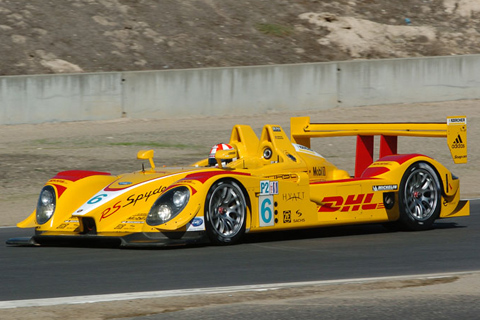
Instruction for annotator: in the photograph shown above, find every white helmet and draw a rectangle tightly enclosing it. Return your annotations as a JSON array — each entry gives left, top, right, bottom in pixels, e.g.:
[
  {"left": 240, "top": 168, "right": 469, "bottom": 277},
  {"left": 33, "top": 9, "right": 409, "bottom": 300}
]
[{"left": 208, "top": 143, "right": 237, "bottom": 166}]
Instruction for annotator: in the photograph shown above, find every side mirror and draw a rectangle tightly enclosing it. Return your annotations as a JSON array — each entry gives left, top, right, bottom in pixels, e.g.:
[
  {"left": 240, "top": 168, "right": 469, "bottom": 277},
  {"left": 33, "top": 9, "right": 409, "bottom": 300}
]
[
  {"left": 215, "top": 149, "right": 237, "bottom": 169},
  {"left": 137, "top": 149, "right": 156, "bottom": 171}
]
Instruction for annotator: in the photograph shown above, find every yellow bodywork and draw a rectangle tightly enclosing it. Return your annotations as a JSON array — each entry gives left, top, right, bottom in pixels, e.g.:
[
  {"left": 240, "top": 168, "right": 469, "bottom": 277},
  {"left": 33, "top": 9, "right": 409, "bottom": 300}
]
[{"left": 15, "top": 116, "right": 469, "bottom": 246}]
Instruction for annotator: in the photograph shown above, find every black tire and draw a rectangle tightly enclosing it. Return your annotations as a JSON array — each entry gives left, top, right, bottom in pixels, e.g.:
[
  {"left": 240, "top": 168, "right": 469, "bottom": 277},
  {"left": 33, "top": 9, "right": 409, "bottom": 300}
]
[
  {"left": 398, "top": 162, "right": 441, "bottom": 231},
  {"left": 204, "top": 180, "right": 247, "bottom": 245}
]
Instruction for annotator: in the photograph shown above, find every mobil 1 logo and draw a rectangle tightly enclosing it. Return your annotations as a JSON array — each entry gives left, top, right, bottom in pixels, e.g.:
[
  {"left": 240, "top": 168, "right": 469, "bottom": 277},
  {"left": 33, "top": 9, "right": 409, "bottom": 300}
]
[{"left": 259, "top": 180, "right": 278, "bottom": 227}]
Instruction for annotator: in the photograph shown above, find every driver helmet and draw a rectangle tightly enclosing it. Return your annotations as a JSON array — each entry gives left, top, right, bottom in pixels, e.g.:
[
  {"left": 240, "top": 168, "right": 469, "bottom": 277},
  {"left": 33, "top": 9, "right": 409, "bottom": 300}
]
[{"left": 208, "top": 143, "right": 237, "bottom": 166}]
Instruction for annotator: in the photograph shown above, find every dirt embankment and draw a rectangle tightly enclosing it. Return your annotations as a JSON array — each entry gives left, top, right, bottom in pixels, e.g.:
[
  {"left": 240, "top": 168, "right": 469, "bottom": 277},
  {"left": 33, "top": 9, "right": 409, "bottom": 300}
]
[{"left": 1, "top": 0, "right": 480, "bottom": 75}]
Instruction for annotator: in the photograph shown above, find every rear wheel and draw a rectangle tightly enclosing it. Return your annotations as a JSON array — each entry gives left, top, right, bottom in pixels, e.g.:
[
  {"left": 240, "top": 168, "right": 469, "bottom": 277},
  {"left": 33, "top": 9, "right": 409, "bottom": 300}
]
[
  {"left": 205, "top": 180, "right": 247, "bottom": 245},
  {"left": 398, "top": 162, "right": 441, "bottom": 231}
]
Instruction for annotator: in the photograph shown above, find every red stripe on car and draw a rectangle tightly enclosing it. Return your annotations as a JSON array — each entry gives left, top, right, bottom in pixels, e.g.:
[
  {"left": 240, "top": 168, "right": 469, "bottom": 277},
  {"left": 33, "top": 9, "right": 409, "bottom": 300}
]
[
  {"left": 53, "top": 170, "right": 111, "bottom": 182},
  {"left": 52, "top": 184, "right": 67, "bottom": 198},
  {"left": 379, "top": 154, "right": 429, "bottom": 164},
  {"left": 184, "top": 171, "right": 251, "bottom": 184},
  {"left": 361, "top": 167, "right": 390, "bottom": 177}
]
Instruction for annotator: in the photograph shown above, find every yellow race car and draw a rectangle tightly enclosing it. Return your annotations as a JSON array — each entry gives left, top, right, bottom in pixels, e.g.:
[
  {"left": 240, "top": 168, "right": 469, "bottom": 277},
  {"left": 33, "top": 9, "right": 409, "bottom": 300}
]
[{"left": 7, "top": 116, "right": 469, "bottom": 247}]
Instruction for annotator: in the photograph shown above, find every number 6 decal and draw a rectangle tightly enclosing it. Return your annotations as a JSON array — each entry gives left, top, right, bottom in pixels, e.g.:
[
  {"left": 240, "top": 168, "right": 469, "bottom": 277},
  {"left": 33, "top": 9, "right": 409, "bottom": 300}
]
[
  {"left": 87, "top": 194, "right": 108, "bottom": 205},
  {"left": 259, "top": 195, "right": 274, "bottom": 227}
]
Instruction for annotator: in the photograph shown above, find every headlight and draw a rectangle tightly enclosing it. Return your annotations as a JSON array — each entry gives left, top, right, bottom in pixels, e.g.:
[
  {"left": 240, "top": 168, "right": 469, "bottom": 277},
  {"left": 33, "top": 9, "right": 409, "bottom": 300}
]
[
  {"left": 147, "top": 187, "right": 190, "bottom": 226},
  {"left": 172, "top": 189, "right": 189, "bottom": 207},
  {"left": 36, "top": 186, "right": 56, "bottom": 224},
  {"left": 157, "top": 205, "right": 172, "bottom": 221}
]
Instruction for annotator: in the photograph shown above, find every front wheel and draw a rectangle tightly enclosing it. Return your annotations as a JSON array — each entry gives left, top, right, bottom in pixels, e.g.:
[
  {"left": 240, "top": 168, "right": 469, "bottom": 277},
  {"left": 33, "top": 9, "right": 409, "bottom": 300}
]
[
  {"left": 398, "top": 162, "right": 441, "bottom": 231},
  {"left": 205, "top": 180, "right": 247, "bottom": 245}
]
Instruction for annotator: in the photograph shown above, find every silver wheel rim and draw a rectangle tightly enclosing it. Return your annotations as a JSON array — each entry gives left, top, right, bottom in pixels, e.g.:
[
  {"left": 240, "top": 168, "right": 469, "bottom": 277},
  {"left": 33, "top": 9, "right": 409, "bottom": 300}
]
[
  {"left": 404, "top": 168, "right": 438, "bottom": 221},
  {"left": 208, "top": 182, "right": 245, "bottom": 239}
]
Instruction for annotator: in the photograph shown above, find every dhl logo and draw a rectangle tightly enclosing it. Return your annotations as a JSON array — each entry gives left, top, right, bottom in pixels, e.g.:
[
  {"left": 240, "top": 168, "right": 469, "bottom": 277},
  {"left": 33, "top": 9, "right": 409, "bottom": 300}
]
[{"left": 318, "top": 193, "right": 384, "bottom": 212}]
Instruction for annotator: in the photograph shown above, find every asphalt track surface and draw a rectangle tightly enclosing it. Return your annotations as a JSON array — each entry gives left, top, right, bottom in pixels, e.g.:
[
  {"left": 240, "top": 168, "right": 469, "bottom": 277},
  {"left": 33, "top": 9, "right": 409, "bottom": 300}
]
[{"left": 1, "top": 201, "right": 479, "bottom": 303}]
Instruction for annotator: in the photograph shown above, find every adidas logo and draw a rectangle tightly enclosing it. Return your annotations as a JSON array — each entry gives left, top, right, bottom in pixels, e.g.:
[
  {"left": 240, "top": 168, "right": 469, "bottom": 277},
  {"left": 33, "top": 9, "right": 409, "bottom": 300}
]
[{"left": 452, "top": 134, "right": 465, "bottom": 149}]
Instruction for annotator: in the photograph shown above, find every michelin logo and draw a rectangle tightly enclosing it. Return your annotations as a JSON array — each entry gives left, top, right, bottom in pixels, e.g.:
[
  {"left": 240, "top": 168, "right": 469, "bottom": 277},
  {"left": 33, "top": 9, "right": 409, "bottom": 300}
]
[{"left": 373, "top": 185, "right": 398, "bottom": 191}]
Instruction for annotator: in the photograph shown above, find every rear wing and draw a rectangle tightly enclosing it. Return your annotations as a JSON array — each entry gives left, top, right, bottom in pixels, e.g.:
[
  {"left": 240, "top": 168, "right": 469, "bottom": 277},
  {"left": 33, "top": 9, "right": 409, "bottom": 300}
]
[{"left": 291, "top": 116, "right": 467, "bottom": 178}]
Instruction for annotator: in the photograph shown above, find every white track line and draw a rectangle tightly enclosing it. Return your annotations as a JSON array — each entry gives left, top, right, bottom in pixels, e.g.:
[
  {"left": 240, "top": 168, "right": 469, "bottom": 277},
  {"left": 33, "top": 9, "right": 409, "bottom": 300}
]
[{"left": 0, "top": 271, "right": 478, "bottom": 309}]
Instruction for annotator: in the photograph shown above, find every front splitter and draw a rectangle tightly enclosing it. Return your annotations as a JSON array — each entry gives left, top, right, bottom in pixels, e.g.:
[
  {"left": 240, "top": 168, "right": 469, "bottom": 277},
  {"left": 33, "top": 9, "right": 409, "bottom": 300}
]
[{"left": 6, "top": 231, "right": 208, "bottom": 248}]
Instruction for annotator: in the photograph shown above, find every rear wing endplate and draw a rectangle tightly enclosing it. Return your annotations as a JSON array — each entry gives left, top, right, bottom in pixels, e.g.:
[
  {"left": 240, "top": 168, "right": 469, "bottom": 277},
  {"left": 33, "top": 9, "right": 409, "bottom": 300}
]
[{"left": 291, "top": 116, "right": 467, "bottom": 177}]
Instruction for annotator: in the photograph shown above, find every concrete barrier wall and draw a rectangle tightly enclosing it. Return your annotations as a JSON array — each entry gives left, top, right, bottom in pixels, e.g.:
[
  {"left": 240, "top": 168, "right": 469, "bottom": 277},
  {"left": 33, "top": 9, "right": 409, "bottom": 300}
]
[
  {"left": 0, "top": 73, "right": 122, "bottom": 124},
  {"left": 337, "top": 55, "right": 480, "bottom": 107},
  {"left": 120, "top": 63, "right": 337, "bottom": 118},
  {"left": 122, "top": 63, "right": 338, "bottom": 119},
  {"left": 1, "top": 55, "right": 480, "bottom": 125}
]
